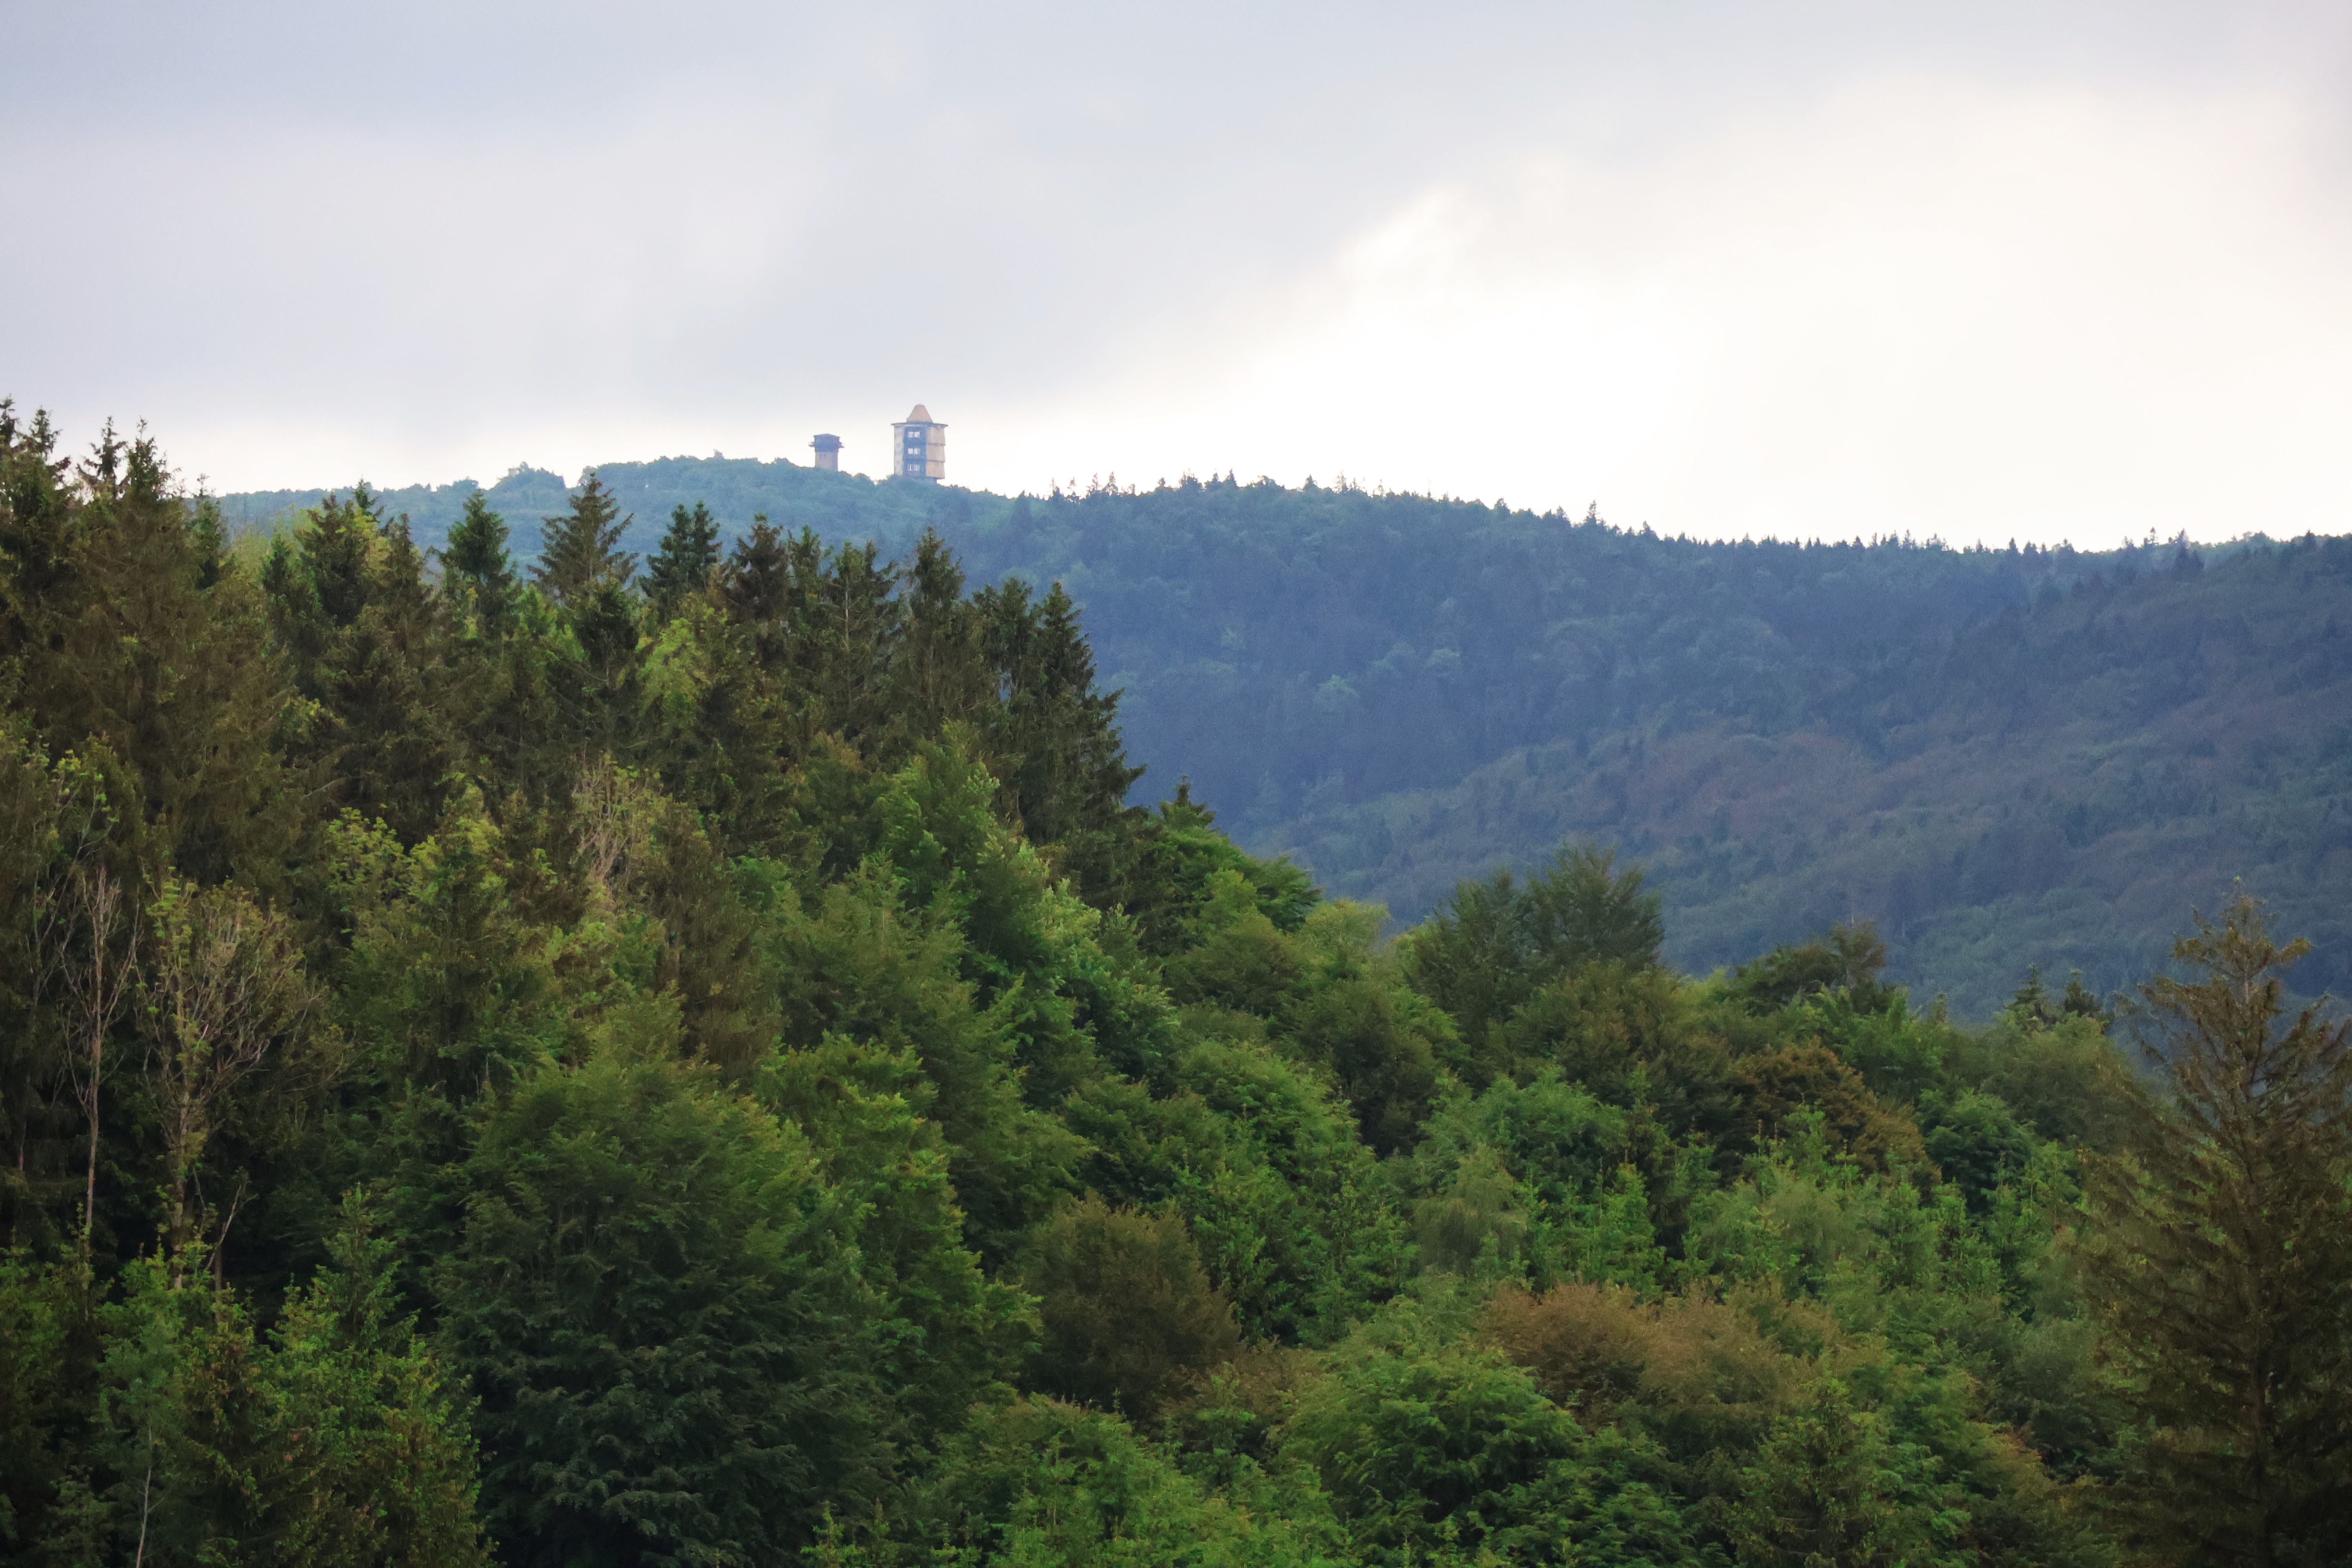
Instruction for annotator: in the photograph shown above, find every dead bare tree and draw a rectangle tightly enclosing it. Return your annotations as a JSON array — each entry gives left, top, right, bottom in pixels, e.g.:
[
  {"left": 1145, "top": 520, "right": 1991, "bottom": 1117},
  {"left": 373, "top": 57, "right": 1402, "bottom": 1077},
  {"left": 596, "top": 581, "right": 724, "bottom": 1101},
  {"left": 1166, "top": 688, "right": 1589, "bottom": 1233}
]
[
  {"left": 573, "top": 753, "right": 655, "bottom": 898},
  {"left": 38, "top": 861, "right": 140, "bottom": 1247},
  {"left": 138, "top": 880, "right": 317, "bottom": 1264}
]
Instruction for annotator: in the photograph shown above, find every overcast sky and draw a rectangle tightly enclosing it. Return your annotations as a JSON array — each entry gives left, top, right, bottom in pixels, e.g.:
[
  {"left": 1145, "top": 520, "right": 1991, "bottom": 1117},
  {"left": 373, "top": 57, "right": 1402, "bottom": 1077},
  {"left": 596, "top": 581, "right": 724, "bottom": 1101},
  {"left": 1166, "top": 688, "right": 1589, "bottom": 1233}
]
[{"left": 5, "top": 1, "right": 2349, "bottom": 544}]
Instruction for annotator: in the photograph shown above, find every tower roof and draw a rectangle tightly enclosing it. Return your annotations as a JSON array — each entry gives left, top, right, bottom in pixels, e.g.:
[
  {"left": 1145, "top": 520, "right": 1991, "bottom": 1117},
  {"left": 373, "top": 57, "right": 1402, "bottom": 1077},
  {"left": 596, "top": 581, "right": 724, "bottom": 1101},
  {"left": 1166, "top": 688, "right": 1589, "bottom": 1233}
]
[{"left": 906, "top": 404, "right": 933, "bottom": 423}]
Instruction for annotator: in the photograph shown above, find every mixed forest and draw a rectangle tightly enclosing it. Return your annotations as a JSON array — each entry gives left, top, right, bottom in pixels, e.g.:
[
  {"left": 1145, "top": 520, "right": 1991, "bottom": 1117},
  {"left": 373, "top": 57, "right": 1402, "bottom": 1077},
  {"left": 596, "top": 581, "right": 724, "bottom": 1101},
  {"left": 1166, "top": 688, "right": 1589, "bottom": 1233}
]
[
  {"left": 11, "top": 404, "right": 2352, "bottom": 1567},
  {"left": 220, "top": 459, "right": 2352, "bottom": 1013}
]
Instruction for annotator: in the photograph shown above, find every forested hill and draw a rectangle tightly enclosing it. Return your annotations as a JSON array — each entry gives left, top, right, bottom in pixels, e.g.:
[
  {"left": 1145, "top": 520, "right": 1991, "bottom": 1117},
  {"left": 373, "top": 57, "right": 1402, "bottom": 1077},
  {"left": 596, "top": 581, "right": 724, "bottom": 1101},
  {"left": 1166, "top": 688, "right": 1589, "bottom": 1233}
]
[
  {"left": 213, "top": 451, "right": 967, "bottom": 559},
  {"left": 13, "top": 407, "right": 2352, "bottom": 1565},
  {"left": 946, "top": 482, "right": 2352, "bottom": 1014},
  {"left": 221, "top": 462, "right": 2352, "bottom": 1014}
]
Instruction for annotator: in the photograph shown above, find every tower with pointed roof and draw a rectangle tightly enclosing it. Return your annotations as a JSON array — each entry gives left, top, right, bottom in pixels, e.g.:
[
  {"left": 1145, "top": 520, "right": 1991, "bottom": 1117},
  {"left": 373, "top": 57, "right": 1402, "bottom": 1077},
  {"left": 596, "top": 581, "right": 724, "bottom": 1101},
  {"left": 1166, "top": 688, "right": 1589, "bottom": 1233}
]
[{"left": 891, "top": 404, "right": 946, "bottom": 483}]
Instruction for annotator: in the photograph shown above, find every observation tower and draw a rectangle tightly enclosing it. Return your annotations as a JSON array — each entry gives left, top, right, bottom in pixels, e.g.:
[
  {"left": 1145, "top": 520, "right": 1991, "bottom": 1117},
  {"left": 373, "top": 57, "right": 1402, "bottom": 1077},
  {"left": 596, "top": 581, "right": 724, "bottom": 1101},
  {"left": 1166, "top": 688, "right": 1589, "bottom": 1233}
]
[{"left": 891, "top": 405, "right": 946, "bottom": 483}]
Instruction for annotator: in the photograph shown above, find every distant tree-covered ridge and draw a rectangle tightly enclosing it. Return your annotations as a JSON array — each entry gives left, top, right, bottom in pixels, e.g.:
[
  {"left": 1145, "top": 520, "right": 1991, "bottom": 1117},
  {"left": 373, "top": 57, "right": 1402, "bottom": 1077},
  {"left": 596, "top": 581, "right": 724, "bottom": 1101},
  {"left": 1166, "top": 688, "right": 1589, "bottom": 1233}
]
[
  {"left": 8, "top": 402, "right": 2352, "bottom": 1566},
  {"left": 217, "top": 461, "right": 2352, "bottom": 1013}
]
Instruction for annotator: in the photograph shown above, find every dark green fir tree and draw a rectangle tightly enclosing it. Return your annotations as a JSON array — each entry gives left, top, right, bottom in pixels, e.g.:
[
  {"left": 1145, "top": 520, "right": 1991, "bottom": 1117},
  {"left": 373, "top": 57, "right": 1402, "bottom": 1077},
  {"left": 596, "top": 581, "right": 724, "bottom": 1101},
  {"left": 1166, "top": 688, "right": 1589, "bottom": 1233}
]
[
  {"left": 441, "top": 490, "right": 518, "bottom": 637},
  {"left": 644, "top": 500, "right": 721, "bottom": 621},
  {"left": 533, "top": 470, "right": 635, "bottom": 609}
]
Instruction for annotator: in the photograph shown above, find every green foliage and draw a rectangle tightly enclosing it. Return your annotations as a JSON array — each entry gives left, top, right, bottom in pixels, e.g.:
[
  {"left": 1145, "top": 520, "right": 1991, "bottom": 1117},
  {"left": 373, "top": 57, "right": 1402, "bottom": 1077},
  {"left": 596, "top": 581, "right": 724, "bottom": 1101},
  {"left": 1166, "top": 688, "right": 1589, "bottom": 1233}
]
[
  {"left": 1019, "top": 1196, "right": 1242, "bottom": 1423},
  {"left": 1404, "top": 844, "right": 1665, "bottom": 1059},
  {"left": 330, "top": 792, "right": 566, "bottom": 1115},
  {"left": 1120, "top": 782, "right": 1318, "bottom": 958},
  {"left": 532, "top": 468, "right": 637, "bottom": 608},
  {"left": 644, "top": 499, "right": 721, "bottom": 621},
  {"left": 2078, "top": 898, "right": 2352, "bottom": 1566},
  {"left": 15, "top": 409, "right": 2341, "bottom": 1568},
  {"left": 1718, "top": 1373, "right": 1963, "bottom": 1568},
  {"left": 1240, "top": 903, "right": 1454, "bottom": 1158},
  {"left": 89, "top": 1254, "right": 278, "bottom": 1563},
  {"left": 759, "top": 859, "right": 1083, "bottom": 1264},
  {"left": 1917, "top": 1089, "right": 2034, "bottom": 1212},
  {"left": 136, "top": 876, "right": 334, "bottom": 1259},
  {"left": 1066, "top": 1031, "right": 1403, "bottom": 1345},
  {"left": 252, "top": 1199, "right": 490, "bottom": 1567},
  {"left": 49, "top": 1214, "right": 488, "bottom": 1568},
  {"left": 1729, "top": 923, "right": 1895, "bottom": 1017},
  {"left": 216, "top": 461, "right": 2352, "bottom": 1011},
  {"left": 0, "top": 1251, "right": 88, "bottom": 1553},
  {"left": 1942, "top": 1009, "right": 2137, "bottom": 1153},
  {"left": 4, "top": 416, "right": 298, "bottom": 890},
  {"left": 1402, "top": 1074, "right": 1665, "bottom": 1292},
  {"left": 1730, "top": 1045, "right": 1926, "bottom": 1174},
  {"left": 1492, "top": 959, "right": 1737, "bottom": 1141},
  {"left": 560, "top": 579, "right": 653, "bottom": 759},
  {"left": 975, "top": 577, "right": 1147, "bottom": 900},
  {"left": 263, "top": 484, "right": 456, "bottom": 841},
  {"left": 756, "top": 1036, "right": 1033, "bottom": 1437},
  {"left": 437, "top": 1030, "right": 895, "bottom": 1564},
  {"left": 871, "top": 1396, "right": 1347, "bottom": 1567},
  {"left": 440, "top": 490, "right": 519, "bottom": 635},
  {"left": 1484, "top": 1280, "right": 2098, "bottom": 1567},
  {"left": 1283, "top": 1307, "right": 1706, "bottom": 1566}
]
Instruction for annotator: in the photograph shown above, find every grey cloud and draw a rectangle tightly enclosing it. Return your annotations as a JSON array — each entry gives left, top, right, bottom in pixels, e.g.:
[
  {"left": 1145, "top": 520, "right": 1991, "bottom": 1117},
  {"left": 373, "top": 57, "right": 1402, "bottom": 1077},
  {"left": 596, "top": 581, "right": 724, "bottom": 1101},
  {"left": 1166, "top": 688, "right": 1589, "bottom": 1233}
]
[{"left": 4, "top": 0, "right": 2346, "bottom": 493}]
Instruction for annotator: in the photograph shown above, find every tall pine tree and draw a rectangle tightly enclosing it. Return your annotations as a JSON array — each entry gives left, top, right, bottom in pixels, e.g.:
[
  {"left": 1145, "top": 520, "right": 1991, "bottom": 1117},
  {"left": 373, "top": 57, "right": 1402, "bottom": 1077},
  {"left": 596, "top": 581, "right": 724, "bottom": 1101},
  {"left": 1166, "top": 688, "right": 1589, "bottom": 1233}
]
[
  {"left": 889, "top": 528, "right": 989, "bottom": 743},
  {"left": 261, "top": 487, "right": 455, "bottom": 842},
  {"left": 13, "top": 423, "right": 299, "bottom": 890},
  {"left": 979, "top": 578, "right": 1142, "bottom": 893},
  {"left": 644, "top": 500, "right": 720, "bottom": 621},
  {"left": 561, "top": 582, "right": 650, "bottom": 762},
  {"left": 441, "top": 490, "right": 519, "bottom": 638},
  {"left": 2080, "top": 897, "right": 2352, "bottom": 1567},
  {"left": 533, "top": 470, "right": 635, "bottom": 609}
]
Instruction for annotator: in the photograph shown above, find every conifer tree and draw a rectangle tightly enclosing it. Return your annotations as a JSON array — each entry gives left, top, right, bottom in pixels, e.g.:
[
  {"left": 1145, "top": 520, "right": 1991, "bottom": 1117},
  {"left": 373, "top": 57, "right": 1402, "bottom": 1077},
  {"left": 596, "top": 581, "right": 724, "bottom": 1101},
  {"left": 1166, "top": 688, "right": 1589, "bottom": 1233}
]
[
  {"left": 629, "top": 794, "right": 780, "bottom": 1073},
  {"left": 15, "top": 426, "right": 299, "bottom": 889},
  {"left": 263, "top": 489, "right": 455, "bottom": 841},
  {"left": 434, "top": 494, "right": 567, "bottom": 793},
  {"left": 258, "top": 1200, "right": 490, "bottom": 1566},
  {"left": 561, "top": 583, "right": 650, "bottom": 763},
  {"left": 655, "top": 615, "right": 792, "bottom": 854},
  {"left": 644, "top": 500, "right": 720, "bottom": 621},
  {"left": 716, "top": 526, "right": 896, "bottom": 757},
  {"left": 441, "top": 490, "right": 518, "bottom": 637},
  {"left": 811, "top": 539, "right": 903, "bottom": 751},
  {"left": 345, "top": 519, "right": 457, "bottom": 837},
  {"left": 2080, "top": 897, "right": 2352, "bottom": 1567},
  {"left": 891, "top": 528, "right": 989, "bottom": 741},
  {"left": 532, "top": 470, "right": 635, "bottom": 608},
  {"left": 719, "top": 517, "right": 793, "bottom": 666},
  {"left": 978, "top": 578, "right": 1141, "bottom": 890},
  {"left": 0, "top": 400, "right": 80, "bottom": 651},
  {"left": 438, "top": 1040, "right": 898, "bottom": 1563}
]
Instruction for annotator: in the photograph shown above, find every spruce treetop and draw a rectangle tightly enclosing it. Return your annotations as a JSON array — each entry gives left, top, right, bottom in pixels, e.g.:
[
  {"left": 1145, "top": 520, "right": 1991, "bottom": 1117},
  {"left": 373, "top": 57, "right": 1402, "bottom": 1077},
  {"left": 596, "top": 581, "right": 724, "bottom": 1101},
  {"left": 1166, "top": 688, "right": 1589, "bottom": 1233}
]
[{"left": 534, "top": 470, "right": 635, "bottom": 609}]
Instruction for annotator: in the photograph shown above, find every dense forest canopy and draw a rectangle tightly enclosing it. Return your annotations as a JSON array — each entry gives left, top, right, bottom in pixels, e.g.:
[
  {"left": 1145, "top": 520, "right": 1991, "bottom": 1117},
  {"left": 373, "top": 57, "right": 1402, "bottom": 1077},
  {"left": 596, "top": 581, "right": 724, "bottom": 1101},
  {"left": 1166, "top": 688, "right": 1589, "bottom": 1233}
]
[
  {"left": 10, "top": 403, "right": 2351, "bottom": 1566},
  {"left": 221, "top": 459, "right": 2352, "bottom": 1012}
]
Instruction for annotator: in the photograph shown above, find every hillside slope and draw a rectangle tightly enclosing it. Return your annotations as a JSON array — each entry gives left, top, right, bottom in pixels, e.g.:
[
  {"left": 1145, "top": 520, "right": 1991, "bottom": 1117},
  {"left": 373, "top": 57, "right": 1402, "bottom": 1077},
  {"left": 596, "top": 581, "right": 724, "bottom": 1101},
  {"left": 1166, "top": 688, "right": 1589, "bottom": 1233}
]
[
  {"left": 935, "top": 481, "right": 2352, "bottom": 1011},
  {"left": 218, "top": 464, "right": 2352, "bottom": 1013},
  {"left": 1272, "top": 544, "right": 2352, "bottom": 1007}
]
